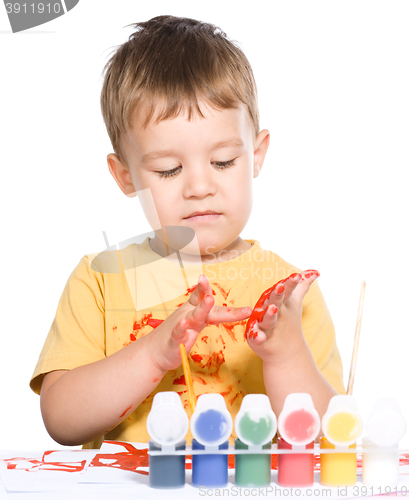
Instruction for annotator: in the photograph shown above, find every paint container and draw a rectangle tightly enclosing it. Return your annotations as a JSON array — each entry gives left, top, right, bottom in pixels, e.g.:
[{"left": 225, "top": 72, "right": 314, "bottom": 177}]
[
  {"left": 234, "top": 394, "right": 277, "bottom": 487},
  {"left": 147, "top": 392, "right": 189, "bottom": 489},
  {"left": 190, "top": 394, "right": 233, "bottom": 487},
  {"left": 362, "top": 398, "right": 407, "bottom": 486},
  {"left": 320, "top": 395, "right": 363, "bottom": 486},
  {"left": 277, "top": 393, "right": 320, "bottom": 486}
]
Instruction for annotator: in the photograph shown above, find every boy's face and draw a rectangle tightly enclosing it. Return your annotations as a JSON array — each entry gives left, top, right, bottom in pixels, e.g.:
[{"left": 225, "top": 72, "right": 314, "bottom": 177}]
[{"left": 108, "top": 101, "right": 269, "bottom": 262}]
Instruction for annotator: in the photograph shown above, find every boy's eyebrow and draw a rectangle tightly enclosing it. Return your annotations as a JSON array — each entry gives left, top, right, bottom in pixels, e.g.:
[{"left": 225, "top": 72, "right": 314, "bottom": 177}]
[{"left": 140, "top": 139, "right": 245, "bottom": 164}]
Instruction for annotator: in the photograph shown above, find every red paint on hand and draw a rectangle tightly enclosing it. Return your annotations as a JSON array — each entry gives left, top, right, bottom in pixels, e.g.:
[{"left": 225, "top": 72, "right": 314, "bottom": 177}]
[{"left": 119, "top": 405, "right": 132, "bottom": 418}]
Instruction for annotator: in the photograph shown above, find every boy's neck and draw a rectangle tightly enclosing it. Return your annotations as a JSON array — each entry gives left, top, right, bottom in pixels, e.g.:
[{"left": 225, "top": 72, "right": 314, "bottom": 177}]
[{"left": 148, "top": 236, "right": 252, "bottom": 265}]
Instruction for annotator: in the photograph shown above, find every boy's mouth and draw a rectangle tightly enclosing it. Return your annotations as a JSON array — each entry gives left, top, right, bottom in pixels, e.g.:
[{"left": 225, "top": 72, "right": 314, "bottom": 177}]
[{"left": 184, "top": 211, "right": 222, "bottom": 221}]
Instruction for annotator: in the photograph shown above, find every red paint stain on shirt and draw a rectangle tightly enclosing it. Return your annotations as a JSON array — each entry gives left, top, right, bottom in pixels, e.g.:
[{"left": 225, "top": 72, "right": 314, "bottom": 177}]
[
  {"left": 147, "top": 318, "right": 163, "bottom": 328},
  {"left": 228, "top": 390, "right": 244, "bottom": 407},
  {"left": 184, "top": 285, "right": 197, "bottom": 295},
  {"left": 222, "top": 322, "right": 239, "bottom": 342},
  {"left": 212, "top": 282, "right": 230, "bottom": 300},
  {"left": 190, "top": 354, "right": 203, "bottom": 363},
  {"left": 173, "top": 375, "right": 186, "bottom": 385},
  {"left": 199, "top": 350, "right": 226, "bottom": 378},
  {"left": 125, "top": 313, "right": 165, "bottom": 346},
  {"left": 133, "top": 313, "right": 163, "bottom": 334},
  {"left": 220, "top": 385, "right": 233, "bottom": 397},
  {"left": 193, "top": 375, "right": 207, "bottom": 385}
]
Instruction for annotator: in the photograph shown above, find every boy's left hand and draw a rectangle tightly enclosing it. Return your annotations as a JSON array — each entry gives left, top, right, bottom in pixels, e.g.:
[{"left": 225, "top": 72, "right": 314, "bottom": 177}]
[{"left": 246, "top": 270, "right": 320, "bottom": 364}]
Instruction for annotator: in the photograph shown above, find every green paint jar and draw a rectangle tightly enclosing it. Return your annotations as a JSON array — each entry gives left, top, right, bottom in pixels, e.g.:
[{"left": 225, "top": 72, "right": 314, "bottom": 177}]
[
  {"left": 235, "top": 438, "right": 272, "bottom": 486},
  {"left": 233, "top": 394, "right": 277, "bottom": 487}
]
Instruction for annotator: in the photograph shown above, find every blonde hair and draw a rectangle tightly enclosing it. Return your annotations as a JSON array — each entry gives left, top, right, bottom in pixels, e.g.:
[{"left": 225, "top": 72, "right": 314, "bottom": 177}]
[{"left": 100, "top": 15, "right": 259, "bottom": 165}]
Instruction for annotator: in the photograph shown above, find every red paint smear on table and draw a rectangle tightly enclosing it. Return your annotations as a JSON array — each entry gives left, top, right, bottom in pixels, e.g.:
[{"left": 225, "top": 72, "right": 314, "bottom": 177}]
[
  {"left": 6, "top": 450, "right": 87, "bottom": 473},
  {"left": 91, "top": 441, "right": 149, "bottom": 475},
  {"left": 4, "top": 447, "right": 409, "bottom": 476}
]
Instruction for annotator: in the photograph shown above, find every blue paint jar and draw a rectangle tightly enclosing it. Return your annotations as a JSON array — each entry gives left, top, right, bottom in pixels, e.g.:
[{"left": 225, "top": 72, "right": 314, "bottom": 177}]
[
  {"left": 190, "top": 394, "right": 233, "bottom": 488},
  {"left": 192, "top": 439, "right": 229, "bottom": 487}
]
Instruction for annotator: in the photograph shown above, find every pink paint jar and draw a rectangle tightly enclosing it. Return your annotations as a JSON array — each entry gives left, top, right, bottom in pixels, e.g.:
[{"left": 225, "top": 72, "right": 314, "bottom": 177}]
[
  {"left": 277, "top": 438, "right": 315, "bottom": 486},
  {"left": 277, "top": 393, "right": 320, "bottom": 487}
]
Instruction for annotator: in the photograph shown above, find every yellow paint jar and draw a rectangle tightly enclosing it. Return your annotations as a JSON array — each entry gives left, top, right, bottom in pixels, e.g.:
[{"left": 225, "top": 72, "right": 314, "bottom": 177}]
[
  {"left": 320, "top": 395, "right": 363, "bottom": 487},
  {"left": 320, "top": 437, "right": 357, "bottom": 486}
]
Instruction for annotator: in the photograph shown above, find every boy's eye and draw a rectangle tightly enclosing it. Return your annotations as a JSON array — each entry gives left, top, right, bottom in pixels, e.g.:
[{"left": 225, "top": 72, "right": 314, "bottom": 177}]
[
  {"left": 212, "top": 159, "right": 236, "bottom": 169},
  {"left": 155, "top": 159, "right": 236, "bottom": 179}
]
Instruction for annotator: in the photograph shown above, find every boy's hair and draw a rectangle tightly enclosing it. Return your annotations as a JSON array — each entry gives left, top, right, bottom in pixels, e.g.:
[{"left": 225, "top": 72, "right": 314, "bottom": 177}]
[{"left": 100, "top": 15, "right": 259, "bottom": 165}]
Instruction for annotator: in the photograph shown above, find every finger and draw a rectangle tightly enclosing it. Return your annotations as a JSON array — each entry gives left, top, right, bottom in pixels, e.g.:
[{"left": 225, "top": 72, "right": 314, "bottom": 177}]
[
  {"left": 171, "top": 317, "right": 190, "bottom": 345},
  {"left": 291, "top": 270, "right": 320, "bottom": 301},
  {"left": 262, "top": 281, "right": 286, "bottom": 310},
  {"left": 246, "top": 304, "right": 278, "bottom": 341},
  {"left": 188, "top": 274, "right": 213, "bottom": 307},
  {"left": 257, "top": 303, "right": 279, "bottom": 331},
  {"left": 206, "top": 304, "right": 252, "bottom": 326},
  {"left": 281, "top": 273, "right": 302, "bottom": 303},
  {"left": 184, "top": 293, "right": 215, "bottom": 328}
]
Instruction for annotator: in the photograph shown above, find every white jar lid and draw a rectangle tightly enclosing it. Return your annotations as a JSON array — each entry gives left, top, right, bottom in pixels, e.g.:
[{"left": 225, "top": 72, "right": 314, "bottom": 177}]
[
  {"left": 277, "top": 393, "right": 320, "bottom": 446},
  {"left": 190, "top": 393, "right": 233, "bottom": 447},
  {"left": 366, "top": 397, "right": 407, "bottom": 447},
  {"left": 235, "top": 394, "right": 277, "bottom": 446},
  {"left": 147, "top": 391, "right": 189, "bottom": 446},
  {"left": 322, "top": 395, "right": 363, "bottom": 447}
]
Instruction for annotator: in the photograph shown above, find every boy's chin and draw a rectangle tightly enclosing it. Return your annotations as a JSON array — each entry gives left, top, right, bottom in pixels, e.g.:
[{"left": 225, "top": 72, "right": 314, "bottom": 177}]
[{"left": 151, "top": 226, "right": 203, "bottom": 257}]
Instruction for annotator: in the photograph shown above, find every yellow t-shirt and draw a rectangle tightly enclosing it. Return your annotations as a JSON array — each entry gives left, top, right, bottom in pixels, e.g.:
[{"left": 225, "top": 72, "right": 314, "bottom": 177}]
[{"left": 30, "top": 238, "right": 345, "bottom": 448}]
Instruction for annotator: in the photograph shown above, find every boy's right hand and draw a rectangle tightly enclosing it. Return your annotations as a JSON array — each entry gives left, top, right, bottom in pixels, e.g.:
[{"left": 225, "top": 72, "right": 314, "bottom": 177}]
[{"left": 145, "top": 274, "right": 252, "bottom": 373}]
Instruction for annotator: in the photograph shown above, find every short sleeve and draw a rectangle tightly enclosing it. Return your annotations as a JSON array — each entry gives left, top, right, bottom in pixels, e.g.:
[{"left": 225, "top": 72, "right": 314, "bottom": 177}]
[
  {"left": 302, "top": 280, "right": 346, "bottom": 395},
  {"left": 30, "top": 256, "right": 106, "bottom": 395}
]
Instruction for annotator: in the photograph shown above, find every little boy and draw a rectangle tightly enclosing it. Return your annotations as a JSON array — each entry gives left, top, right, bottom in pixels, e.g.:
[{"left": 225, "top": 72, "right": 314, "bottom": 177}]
[{"left": 30, "top": 15, "right": 344, "bottom": 449}]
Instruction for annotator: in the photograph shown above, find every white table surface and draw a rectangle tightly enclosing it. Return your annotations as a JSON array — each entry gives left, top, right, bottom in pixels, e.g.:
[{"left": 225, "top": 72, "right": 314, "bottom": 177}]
[{"left": 2, "top": 441, "right": 409, "bottom": 499}]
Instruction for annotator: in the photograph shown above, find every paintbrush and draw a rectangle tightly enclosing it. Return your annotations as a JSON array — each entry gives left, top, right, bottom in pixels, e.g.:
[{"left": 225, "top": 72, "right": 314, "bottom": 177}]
[
  {"left": 346, "top": 280, "right": 366, "bottom": 395},
  {"left": 180, "top": 343, "right": 196, "bottom": 413}
]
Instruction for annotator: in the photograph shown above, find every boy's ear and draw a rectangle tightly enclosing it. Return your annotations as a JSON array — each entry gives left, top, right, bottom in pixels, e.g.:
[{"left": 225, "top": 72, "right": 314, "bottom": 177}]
[
  {"left": 107, "top": 154, "right": 137, "bottom": 198},
  {"left": 253, "top": 129, "right": 270, "bottom": 178}
]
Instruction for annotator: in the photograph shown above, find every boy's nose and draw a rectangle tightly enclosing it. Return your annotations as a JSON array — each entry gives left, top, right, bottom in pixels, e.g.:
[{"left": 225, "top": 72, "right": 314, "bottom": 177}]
[{"left": 182, "top": 166, "right": 217, "bottom": 198}]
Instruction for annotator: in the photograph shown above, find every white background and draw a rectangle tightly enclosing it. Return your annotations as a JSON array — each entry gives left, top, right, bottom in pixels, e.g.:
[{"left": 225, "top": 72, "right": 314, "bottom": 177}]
[{"left": 0, "top": 1, "right": 408, "bottom": 451}]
